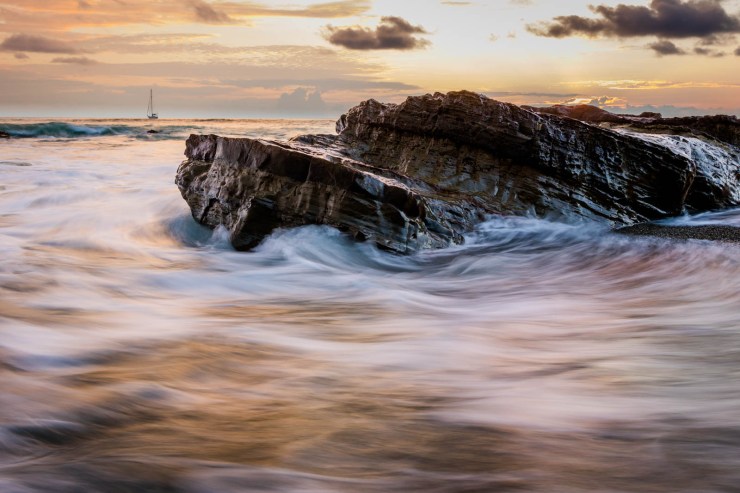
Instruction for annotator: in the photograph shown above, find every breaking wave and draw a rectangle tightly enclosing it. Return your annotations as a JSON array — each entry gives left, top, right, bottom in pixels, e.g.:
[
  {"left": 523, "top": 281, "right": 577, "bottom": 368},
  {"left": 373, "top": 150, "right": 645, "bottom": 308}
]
[
  {"left": 0, "top": 122, "right": 135, "bottom": 138},
  {"left": 0, "top": 118, "right": 336, "bottom": 141},
  {"left": 0, "top": 121, "right": 191, "bottom": 140}
]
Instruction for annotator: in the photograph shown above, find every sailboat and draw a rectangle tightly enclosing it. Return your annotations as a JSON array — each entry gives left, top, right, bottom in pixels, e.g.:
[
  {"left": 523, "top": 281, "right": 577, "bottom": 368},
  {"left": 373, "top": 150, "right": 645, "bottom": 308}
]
[{"left": 147, "top": 89, "right": 158, "bottom": 120}]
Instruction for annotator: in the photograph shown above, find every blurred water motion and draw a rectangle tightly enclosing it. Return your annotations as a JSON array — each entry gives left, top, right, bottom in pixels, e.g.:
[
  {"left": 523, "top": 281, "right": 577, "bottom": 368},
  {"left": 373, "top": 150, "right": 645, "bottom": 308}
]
[{"left": 0, "top": 119, "right": 739, "bottom": 492}]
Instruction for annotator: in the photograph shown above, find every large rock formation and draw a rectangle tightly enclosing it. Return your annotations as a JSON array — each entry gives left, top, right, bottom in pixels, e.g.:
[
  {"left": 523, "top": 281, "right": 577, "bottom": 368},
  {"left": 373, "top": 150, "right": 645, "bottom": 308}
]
[{"left": 176, "top": 91, "right": 740, "bottom": 253}]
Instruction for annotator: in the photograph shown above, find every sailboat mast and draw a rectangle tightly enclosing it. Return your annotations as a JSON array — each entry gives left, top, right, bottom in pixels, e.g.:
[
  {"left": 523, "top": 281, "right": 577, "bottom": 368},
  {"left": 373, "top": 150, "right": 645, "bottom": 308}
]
[{"left": 147, "top": 88, "right": 158, "bottom": 119}]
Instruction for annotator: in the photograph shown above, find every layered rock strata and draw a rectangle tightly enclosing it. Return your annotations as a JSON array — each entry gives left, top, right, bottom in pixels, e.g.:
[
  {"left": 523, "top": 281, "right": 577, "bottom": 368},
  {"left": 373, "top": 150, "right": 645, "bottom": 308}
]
[{"left": 176, "top": 91, "right": 739, "bottom": 253}]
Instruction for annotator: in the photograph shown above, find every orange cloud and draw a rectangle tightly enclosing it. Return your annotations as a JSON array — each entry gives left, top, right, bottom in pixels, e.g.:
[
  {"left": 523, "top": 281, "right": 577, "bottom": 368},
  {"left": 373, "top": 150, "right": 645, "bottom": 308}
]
[
  {"left": 0, "top": 0, "right": 371, "bottom": 31},
  {"left": 567, "top": 80, "right": 740, "bottom": 90}
]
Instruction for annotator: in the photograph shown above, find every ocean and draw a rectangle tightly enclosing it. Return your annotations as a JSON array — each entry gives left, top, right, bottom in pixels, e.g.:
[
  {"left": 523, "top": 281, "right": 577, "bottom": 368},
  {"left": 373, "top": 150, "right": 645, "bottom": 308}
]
[{"left": 1, "top": 118, "right": 740, "bottom": 492}]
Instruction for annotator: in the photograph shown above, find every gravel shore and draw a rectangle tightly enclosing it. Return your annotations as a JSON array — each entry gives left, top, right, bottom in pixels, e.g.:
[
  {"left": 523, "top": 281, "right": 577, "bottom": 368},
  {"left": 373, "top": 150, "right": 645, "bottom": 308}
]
[{"left": 616, "top": 223, "right": 740, "bottom": 243}]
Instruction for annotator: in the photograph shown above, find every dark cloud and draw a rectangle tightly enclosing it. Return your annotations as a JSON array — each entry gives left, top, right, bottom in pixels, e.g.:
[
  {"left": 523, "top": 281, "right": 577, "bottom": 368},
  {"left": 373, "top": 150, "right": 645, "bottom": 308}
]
[
  {"left": 52, "top": 56, "right": 99, "bottom": 65},
  {"left": 528, "top": 0, "right": 740, "bottom": 39},
  {"left": 735, "top": 46, "right": 740, "bottom": 55},
  {"left": 191, "top": 1, "right": 234, "bottom": 23},
  {"left": 0, "top": 34, "right": 81, "bottom": 54},
  {"left": 693, "top": 45, "right": 725, "bottom": 56},
  {"left": 324, "top": 16, "right": 430, "bottom": 50},
  {"left": 14, "top": 52, "right": 29, "bottom": 59},
  {"left": 78, "top": 0, "right": 91, "bottom": 8},
  {"left": 648, "top": 39, "right": 686, "bottom": 55}
]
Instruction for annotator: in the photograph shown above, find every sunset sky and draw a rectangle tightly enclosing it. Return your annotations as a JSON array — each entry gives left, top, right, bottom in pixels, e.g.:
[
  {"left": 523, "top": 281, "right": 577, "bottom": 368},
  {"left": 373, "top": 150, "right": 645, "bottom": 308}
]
[{"left": 1, "top": 0, "right": 738, "bottom": 118}]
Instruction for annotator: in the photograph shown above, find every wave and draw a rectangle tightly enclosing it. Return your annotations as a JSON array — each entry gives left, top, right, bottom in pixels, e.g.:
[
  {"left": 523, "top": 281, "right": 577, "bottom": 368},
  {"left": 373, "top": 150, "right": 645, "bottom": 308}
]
[
  {"left": 0, "top": 122, "right": 134, "bottom": 138},
  {"left": 0, "top": 122, "right": 186, "bottom": 139},
  {"left": 657, "top": 206, "right": 740, "bottom": 227}
]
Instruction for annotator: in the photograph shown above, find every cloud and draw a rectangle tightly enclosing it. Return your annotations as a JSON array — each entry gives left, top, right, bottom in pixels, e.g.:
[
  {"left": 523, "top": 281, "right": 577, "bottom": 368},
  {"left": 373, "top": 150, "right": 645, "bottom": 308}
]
[
  {"left": 528, "top": 0, "right": 740, "bottom": 39},
  {"left": 190, "top": 1, "right": 234, "bottom": 24},
  {"left": 277, "top": 1, "right": 372, "bottom": 18},
  {"left": 569, "top": 79, "right": 740, "bottom": 90},
  {"left": 52, "top": 56, "right": 99, "bottom": 65},
  {"left": 0, "top": 0, "right": 372, "bottom": 32},
  {"left": 618, "top": 103, "right": 738, "bottom": 117},
  {"left": 324, "top": 16, "right": 430, "bottom": 50},
  {"left": 441, "top": 1, "right": 473, "bottom": 5},
  {"left": 223, "top": 78, "right": 419, "bottom": 92},
  {"left": 693, "top": 46, "right": 725, "bottom": 56},
  {"left": 648, "top": 39, "right": 685, "bottom": 55},
  {"left": 547, "top": 94, "right": 739, "bottom": 117},
  {"left": 488, "top": 91, "right": 580, "bottom": 98},
  {"left": 736, "top": 46, "right": 740, "bottom": 55},
  {"left": 276, "top": 87, "right": 328, "bottom": 115},
  {"left": 0, "top": 34, "right": 81, "bottom": 54},
  {"left": 14, "top": 52, "right": 29, "bottom": 59}
]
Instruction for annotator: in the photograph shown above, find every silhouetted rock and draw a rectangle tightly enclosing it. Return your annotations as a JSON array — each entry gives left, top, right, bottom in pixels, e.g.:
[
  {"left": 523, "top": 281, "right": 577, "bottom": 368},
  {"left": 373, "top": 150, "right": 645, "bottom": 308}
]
[
  {"left": 176, "top": 91, "right": 739, "bottom": 253},
  {"left": 526, "top": 104, "right": 740, "bottom": 146},
  {"left": 523, "top": 104, "right": 627, "bottom": 123},
  {"left": 0, "top": 131, "right": 11, "bottom": 139}
]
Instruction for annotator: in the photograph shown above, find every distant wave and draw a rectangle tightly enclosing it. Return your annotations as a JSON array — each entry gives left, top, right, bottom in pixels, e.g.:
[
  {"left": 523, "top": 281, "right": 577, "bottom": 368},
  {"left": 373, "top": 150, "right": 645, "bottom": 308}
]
[
  {"left": 0, "top": 122, "right": 136, "bottom": 138},
  {"left": 0, "top": 122, "right": 182, "bottom": 139}
]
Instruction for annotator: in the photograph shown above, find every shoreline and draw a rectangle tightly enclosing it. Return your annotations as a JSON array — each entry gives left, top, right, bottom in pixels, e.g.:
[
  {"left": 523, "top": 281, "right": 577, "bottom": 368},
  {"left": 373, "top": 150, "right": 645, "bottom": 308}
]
[{"left": 616, "top": 223, "right": 740, "bottom": 243}]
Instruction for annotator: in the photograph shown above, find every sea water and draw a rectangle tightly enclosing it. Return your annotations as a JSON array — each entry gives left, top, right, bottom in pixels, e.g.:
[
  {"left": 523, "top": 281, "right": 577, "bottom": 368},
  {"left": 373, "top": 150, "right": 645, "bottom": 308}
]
[{"left": 1, "top": 119, "right": 739, "bottom": 493}]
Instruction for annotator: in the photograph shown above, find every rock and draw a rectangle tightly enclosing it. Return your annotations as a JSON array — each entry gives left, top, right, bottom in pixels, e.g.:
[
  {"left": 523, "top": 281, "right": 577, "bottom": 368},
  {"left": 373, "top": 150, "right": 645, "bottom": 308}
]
[
  {"left": 147, "top": 130, "right": 160, "bottom": 134},
  {"left": 523, "top": 104, "right": 626, "bottom": 123},
  {"left": 176, "top": 134, "right": 467, "bottom": 253},
  {"left": 0, "top": 131, "right": 11, "bottom": 139},
  {"left": 526, "top": 104, "right": 740, "bottom": 147},
  {"left": 176, "top": 91, "right": 740, "bottom": 253}
]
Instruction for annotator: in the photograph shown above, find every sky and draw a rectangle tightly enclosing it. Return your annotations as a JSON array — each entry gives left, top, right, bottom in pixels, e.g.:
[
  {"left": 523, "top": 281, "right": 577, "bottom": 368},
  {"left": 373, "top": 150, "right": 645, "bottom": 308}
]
[{"left": 0, "top": 0, "right": 738, "bottom": 118}]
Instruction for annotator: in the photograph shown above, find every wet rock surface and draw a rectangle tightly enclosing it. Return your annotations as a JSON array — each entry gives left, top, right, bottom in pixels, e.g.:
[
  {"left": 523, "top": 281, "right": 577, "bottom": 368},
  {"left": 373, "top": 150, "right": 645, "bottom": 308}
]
[{"left": 176, "top": 91, "right": 740, "bottom": 253}]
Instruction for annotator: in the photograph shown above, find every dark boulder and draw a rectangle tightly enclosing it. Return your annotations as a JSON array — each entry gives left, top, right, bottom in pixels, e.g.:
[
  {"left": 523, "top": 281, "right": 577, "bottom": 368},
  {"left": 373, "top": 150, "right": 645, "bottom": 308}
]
[{"left": 176, "top": 91, "right": 739, "bottom": 253}]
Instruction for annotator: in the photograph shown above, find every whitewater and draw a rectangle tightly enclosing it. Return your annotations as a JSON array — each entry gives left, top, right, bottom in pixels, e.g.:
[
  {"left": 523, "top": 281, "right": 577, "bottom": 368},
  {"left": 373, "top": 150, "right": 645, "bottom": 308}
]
[{"left": 1, "top": 118, "right": 740, "bottom": 493}]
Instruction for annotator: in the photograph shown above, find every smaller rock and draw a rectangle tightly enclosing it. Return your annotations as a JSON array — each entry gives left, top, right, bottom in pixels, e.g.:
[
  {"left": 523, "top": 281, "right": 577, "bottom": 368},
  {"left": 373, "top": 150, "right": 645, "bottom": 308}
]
[
  {"left": 0, "top": 131, "right": 11, "bottom": 139},
  {"left": 146, "top": 129, "right": 160, "bottom": 134}
]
